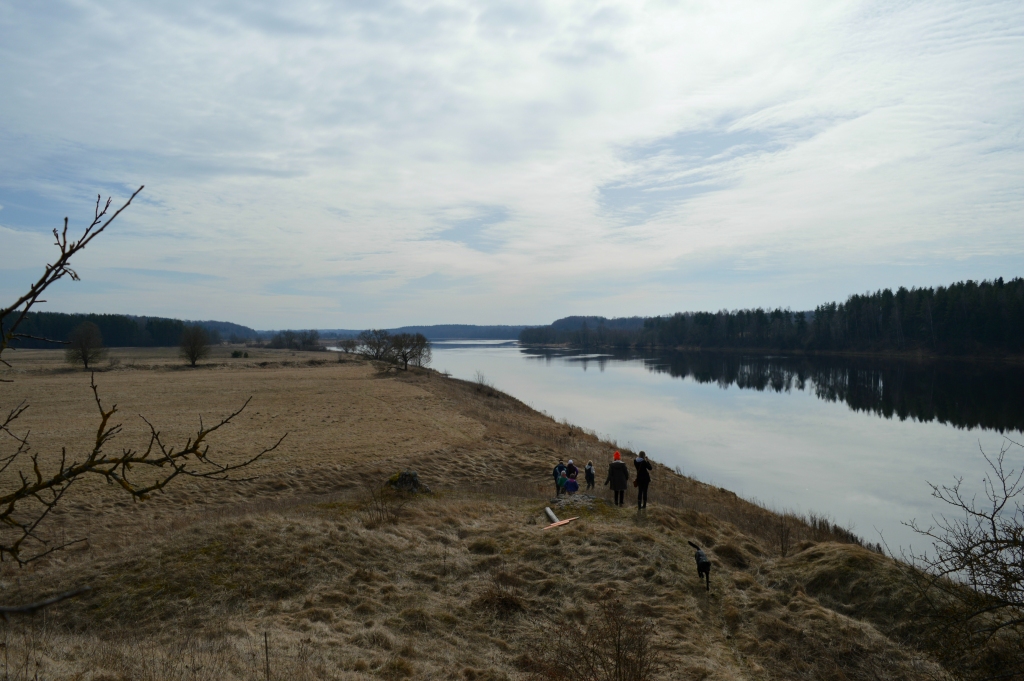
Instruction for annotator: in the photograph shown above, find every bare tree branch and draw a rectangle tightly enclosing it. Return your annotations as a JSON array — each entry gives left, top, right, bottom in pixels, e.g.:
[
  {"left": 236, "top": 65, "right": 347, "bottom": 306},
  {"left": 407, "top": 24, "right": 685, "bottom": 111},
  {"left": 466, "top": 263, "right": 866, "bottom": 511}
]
[
  {"left": 901, "top": 438, "right": 1024, "bottom": 679},
  {"left": 0, "top": 186, "right": 143, "bottom": 360}
]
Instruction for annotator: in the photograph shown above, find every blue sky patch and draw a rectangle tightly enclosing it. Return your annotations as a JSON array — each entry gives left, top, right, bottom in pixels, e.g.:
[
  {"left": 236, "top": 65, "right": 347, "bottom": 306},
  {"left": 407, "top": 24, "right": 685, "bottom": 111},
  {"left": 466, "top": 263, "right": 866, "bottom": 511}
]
[
  {"left": 434, "top": 205, "right": 510, "bottom": 253},
  {"left": 599, "top": 128, "right": 784, "bottom": 222}
]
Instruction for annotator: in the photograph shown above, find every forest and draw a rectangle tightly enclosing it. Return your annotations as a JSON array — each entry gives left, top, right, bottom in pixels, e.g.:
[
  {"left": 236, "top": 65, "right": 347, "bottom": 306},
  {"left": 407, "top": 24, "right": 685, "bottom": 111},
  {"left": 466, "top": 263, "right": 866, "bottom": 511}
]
[
  {"left": 6, "top": 312, "right": 254, "bottom": 348},
  {"left": 520, "top": 277, "right": 1024, "bottom": 356}
]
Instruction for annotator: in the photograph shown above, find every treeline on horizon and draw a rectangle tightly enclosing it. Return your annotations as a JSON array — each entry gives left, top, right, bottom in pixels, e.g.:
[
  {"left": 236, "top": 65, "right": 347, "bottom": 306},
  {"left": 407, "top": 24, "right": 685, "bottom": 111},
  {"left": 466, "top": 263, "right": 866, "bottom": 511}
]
[
  {"left": 520, "top": 277, "right": 1024, "bottom": 356},
  {"left": 8, "top": 312, "right": 256, "bottom": 348}
]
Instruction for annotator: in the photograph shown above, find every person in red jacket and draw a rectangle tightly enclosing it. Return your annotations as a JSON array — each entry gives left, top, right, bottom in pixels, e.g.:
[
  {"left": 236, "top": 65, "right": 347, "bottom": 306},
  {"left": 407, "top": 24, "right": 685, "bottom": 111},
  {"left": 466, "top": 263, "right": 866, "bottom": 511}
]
[{"left": 604, "top": 451, "right": 630, "bottom": 506}]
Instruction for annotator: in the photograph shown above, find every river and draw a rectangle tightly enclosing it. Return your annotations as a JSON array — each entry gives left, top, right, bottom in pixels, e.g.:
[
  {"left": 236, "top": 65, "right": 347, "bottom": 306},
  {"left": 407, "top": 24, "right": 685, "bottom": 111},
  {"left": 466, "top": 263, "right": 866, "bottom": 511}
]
[{"left": 429, "top": 340, "right": 1024, "bottom": 553}]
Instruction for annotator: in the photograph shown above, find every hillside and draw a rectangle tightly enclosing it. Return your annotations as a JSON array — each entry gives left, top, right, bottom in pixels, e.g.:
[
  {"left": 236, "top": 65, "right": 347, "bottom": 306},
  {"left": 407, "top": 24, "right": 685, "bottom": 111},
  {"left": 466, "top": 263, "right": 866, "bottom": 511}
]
[{"left": 0, "top": 347, "right": 997, "bottom": 680}]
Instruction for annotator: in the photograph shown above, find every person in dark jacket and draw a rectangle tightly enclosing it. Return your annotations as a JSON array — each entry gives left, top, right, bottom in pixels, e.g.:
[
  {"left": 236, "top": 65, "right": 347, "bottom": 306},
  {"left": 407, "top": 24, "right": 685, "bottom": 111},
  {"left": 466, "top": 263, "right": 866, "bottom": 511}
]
[
  {"left": 584, "top": 460, "right": 596, "bottom": 490},
  {"left": 604, "top": 451, "right": 630, "bottom": 506},
  {"left": 634, "top": 450, "right": 653, "bottom": 510},
  {"left": 552, "top": 459, "right": 567, "bottom": 496},
  {"left": 565, "top": 459, "right": 578, "bottom": 479}
]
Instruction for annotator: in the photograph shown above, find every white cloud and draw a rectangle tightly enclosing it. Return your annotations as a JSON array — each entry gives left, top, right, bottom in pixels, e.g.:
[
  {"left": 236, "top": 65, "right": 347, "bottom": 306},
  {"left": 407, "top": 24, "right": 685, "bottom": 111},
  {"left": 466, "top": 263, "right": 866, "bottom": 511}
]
[{"left": 0, "top": 0, "right": 1021, "bottom": 327}]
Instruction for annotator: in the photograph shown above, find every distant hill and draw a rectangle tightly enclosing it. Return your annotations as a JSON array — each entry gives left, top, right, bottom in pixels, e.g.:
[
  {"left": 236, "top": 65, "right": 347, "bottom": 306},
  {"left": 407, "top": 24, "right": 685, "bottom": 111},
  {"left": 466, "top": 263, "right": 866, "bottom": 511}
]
[
  {"left": 298, "top": 325, "right": 530, "bottom": 340},
  {"left": 184, "top": 319, "right": 259, "bottom": 341}
]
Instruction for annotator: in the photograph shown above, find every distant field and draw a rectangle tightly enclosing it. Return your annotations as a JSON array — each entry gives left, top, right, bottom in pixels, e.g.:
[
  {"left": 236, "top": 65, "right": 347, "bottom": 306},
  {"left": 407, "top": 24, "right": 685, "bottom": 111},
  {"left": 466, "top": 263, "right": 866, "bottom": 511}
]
[{"left": 1, "top": 347, "right": 496, "bottom": 538}]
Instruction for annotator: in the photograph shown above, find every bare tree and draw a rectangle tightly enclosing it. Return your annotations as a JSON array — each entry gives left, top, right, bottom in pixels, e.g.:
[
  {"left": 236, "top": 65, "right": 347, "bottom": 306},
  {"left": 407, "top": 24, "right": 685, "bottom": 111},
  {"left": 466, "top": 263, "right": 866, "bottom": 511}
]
[
  {"left": 268, "top": 329, "right": 321, "bottom": 351},
  {"left": 357, "top": 329, "right": 394, "bottom": 361},
  {"left": 0, "top": 188, "right": 285, "bottom": 578},
  {"left": 64, "top": 321, "right": 106, "bottom": 369},
  {"left": 179, "top": 324, "right": 210, "bottom": 366},
  {"left": 391, "top": 333, "right": 431, "bottom": 370},
  {"left": 903, "top": 439, "right": 1024, "bottom": 680}
]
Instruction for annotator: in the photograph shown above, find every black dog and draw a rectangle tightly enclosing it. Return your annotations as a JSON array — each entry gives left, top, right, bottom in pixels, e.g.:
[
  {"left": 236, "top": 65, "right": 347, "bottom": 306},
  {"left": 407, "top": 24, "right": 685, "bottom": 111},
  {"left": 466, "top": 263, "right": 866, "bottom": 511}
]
[{"left": 688, "top": 541, "right": 711, "bottom": 591}]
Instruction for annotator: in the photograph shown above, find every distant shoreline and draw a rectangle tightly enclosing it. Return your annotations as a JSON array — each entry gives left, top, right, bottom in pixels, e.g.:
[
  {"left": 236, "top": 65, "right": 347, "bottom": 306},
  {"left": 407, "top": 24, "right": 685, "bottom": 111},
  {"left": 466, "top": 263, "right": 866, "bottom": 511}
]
[{"left": 517, "top": 342, "right": 1024, "bottom": 365}]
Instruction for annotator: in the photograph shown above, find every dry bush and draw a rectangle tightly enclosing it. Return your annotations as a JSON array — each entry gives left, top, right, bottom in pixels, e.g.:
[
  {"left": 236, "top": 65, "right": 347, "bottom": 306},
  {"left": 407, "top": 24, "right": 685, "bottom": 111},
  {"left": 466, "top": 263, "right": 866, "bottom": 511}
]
[
  {"left": 474, "top": 562, "right": 527, "bottom": 618},
  {"left": 536, "top": 598, "right": 659, "bottom": 681},
  {"left": 359, "top": 481, "right": 410, "bottom": 528}
]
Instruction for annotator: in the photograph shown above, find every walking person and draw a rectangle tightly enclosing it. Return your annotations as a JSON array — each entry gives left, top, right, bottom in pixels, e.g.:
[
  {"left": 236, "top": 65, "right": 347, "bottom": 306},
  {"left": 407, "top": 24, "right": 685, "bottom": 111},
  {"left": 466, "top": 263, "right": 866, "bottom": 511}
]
[
  {"left": 634, "top": 450, "right": 653, "bottom": 510},
  {"left": 604, "top": 451, "right": 630, "bottom": 506},
  {"left": 584, "top": 460, "right": 595, "bottom": 490},
  {"left": 552, "top": 459, "right": 567, "bottom": 497},
  {"left": 565, "top": 459, "right": 579, "bottom": 479}
]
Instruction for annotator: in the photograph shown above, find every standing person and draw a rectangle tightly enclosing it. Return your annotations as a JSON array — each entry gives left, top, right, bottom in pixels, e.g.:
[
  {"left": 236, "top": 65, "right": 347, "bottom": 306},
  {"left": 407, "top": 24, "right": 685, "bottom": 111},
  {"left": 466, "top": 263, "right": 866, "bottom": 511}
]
[
  {"left": 634, "top": 450, "right": 653, "bottom": 510},
  {"left": 552, "top": 459, "right": 567, "bottom": 496},
  {"left": 584, "top": 460, "right": 596, "bottom": 490},
  {"left": 565, "top": 473, "right": 579, "bottom": 496},
  {"left": 557, "top": 470, "right": 569, "bottom": 496},
  {"left": 565, "top": 459, "right": 579, "bottom": 479},
  {"left": 604, "top": 451, "right": 630, "bottom": 506}
]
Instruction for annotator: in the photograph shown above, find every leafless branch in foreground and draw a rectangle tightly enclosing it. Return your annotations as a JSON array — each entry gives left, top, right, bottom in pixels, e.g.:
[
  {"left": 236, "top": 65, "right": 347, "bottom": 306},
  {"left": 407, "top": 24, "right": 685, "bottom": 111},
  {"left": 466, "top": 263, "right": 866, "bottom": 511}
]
[
  {"left": 0, "top": 186, "right": 144, "bottom": 370},
  {"left": 902, "top": 438, "right": 1024, "bottom": 680},
  {"left": 0, "top": 373, "right": 286, "bottom": 565},
  {"left": 1, "top": 186, "right": 285, "bottom": 585}
]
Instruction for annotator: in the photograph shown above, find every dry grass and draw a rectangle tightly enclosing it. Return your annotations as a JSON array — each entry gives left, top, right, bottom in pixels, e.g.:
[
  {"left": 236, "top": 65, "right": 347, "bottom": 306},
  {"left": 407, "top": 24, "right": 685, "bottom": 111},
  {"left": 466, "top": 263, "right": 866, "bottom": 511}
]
[{"left": 0, "top": 348, "right": 960, "bottom": 679}]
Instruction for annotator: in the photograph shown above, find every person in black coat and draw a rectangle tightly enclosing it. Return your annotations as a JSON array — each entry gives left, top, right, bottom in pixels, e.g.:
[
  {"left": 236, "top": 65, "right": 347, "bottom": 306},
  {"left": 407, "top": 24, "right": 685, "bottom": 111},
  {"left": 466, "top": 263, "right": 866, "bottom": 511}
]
[
  {"left": 634, "top": 450, "right": 653, "bottom": 510},
  {"left": 604, "top": 451, "right": 630, "bottom": 506}
]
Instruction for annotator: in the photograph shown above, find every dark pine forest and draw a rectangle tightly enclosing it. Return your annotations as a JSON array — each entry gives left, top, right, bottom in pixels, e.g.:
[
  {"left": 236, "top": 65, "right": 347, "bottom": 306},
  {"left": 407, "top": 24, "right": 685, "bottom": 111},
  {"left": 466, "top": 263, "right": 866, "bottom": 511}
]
[
  {"left": 521, "top": 277, "right": 1024, "bottom": 356},
  {"left": 7, "top": 313, "right": 257, "bottom": 348}
]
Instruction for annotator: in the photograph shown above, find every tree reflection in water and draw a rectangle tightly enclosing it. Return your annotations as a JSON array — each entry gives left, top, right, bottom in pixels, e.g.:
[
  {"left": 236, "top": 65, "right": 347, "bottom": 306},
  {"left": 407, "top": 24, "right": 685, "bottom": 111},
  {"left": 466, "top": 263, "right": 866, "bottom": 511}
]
[{"left": 520, "top": 348, "right": 1024, "bottom": 433}]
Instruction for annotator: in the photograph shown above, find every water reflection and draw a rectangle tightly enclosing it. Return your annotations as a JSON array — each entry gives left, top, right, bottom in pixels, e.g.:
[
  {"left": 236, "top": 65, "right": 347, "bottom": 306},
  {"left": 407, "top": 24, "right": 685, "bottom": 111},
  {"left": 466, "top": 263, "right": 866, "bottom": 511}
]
[{"left": 520, "top": 348, "right": 1024, "bottom": 433}]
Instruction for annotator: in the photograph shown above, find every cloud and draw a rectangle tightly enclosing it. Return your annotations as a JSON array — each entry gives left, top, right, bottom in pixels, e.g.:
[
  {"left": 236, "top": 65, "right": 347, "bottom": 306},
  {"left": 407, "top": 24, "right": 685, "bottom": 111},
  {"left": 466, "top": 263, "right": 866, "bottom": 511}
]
[{"left": 1, "top": 0, "right": 1021, "bottom": 327}]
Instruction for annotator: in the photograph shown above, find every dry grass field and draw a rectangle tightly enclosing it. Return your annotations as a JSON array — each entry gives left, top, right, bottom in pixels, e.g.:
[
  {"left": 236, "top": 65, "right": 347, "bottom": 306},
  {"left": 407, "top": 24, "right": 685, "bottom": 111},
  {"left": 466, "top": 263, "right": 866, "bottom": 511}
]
[{"left": 0, "top": 348, "right": 952, "bottom": 679}]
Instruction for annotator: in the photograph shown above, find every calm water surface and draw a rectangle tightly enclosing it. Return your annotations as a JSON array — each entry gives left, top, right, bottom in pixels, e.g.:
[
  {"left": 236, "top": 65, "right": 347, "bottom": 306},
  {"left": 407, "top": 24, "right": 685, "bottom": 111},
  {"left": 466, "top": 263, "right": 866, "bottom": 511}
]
[{"left": 430, "top": 340, "right": 1024, "bottom": 552}]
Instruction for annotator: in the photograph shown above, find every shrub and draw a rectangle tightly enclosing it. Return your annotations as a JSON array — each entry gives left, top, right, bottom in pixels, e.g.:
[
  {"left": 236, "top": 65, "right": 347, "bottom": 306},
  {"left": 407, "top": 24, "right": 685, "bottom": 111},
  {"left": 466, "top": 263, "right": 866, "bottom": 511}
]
[{"left": 536, "top": 598, "right": 659, "bottom": 681}]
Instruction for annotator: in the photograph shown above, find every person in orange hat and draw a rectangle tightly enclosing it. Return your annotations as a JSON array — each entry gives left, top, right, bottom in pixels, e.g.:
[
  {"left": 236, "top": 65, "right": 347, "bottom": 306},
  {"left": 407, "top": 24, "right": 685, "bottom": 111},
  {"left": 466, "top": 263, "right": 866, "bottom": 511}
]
[{"left": 604, "top": 451, "right": 630, "bottom": 506}]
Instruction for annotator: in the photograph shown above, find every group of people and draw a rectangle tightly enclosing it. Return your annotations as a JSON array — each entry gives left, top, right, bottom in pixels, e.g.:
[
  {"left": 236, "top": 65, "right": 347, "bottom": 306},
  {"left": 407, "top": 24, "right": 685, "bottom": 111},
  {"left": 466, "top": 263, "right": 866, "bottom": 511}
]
[
  {"left": 553, "top": 458, "right": 596, "bottom": 497},
  {"left": 552, "top": 450, "right": 653, "bottom": 510},
  {"left": 551, "top": 452, "right": 714, "bottom": 590}
]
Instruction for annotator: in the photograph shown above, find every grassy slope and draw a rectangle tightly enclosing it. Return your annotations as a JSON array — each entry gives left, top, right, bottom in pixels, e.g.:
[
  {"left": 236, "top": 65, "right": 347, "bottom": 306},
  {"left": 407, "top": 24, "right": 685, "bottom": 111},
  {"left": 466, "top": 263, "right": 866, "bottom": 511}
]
[{"left": 0, "top": 351, "right": 946, "bottom": 680}]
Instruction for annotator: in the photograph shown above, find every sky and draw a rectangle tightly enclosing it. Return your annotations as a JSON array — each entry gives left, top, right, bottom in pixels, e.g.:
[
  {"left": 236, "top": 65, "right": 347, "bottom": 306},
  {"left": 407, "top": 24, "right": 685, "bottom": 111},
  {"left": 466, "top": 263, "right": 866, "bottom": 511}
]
[{"left": 1, "top": 0, "right": 1022, "bottom": 329}]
